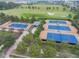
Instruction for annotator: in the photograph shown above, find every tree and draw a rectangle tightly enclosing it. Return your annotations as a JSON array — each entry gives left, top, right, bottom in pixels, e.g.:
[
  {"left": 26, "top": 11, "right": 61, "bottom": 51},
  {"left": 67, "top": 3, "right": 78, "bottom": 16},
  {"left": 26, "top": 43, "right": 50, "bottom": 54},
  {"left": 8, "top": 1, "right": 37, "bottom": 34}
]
[
  {"left": 56, "top": 7, "right": 59, "bottom": 11},
  {"left": 43, "top": 46, "right": 57, "bottom": 58},
  {"left": 34, "top": 37, "right": 42, "bottom": 46},
  {"left": 38, "top": 7, "right": 40, "bottom": 10},
  {"left": 0, "top": 13, "right": 5, "bottom": 17},
  {"left": 3, "top": 36, "right": 15, "bottom": 48},
  {"left": 74, "top": 13, "right": 79, "bottom": 19},
  {"left": 32, "top": 6, "right": 35, "bottom": 10},
  {"left": 0, "top": 2, "right": 19, "bottom": 10},
  {"left": 21, "top": 16, "right": 24, "bottom": 22},
  {"left": 69, "top": 44, "right": 79, "bottom": 57},
  {"left": 58, "top": 43, "right": 70, "bottom": 51},
  {"left": 29, "top": 44, "right": 41, "bottom": 57},
  {"left": 16, "top": 33, "right": 34, "bottom": 55},
  {"left": 30, "top": 16, "right": 36, "bottom": 23},
  {"left": 28, "top": 6, "right": 31, "bottom": 9},
  {"left": 16, "top": 41, "right": 28, "bottom": 54},
  {"left": 23, "top": 33, "right": 34, "bottom": 45},
  {"left": 63, "top": 7, "right": 66, "bottom": 11},
  {"left": 46, "top": 7, "right": 51, "bottom": 10},
  {"left": 0, "top": 13, "right": 6, "bottom": 21},
  {"left": 52, "top": 7, "right": 55, "bottom": 10},
  {"left": 34, "top": 20, "right": 45, "bottom": 38},
  {"left": 68, "top": 14, "right": 72, "bottom": 19}
]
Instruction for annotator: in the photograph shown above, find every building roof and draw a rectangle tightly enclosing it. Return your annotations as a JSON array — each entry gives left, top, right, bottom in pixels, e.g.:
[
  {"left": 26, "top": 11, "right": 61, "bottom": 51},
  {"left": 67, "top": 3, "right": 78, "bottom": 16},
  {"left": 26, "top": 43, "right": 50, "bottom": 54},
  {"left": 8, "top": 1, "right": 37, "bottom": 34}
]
[{"left": 33, "top": 21, "right": 40, "bottom": 26}]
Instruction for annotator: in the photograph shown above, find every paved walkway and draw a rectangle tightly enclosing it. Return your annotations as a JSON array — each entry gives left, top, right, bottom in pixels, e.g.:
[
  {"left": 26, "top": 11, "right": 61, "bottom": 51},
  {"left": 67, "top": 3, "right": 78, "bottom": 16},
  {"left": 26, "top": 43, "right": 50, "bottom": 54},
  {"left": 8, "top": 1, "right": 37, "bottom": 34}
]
[
  {"left": 4, "top": 31, "right": 29, "bottom": 58},
  {"left": 11, "top": 53, "right": 29, "bottom": 58},
  {"left": 31, "top": 27, "right": 37, "bottom": 34}
]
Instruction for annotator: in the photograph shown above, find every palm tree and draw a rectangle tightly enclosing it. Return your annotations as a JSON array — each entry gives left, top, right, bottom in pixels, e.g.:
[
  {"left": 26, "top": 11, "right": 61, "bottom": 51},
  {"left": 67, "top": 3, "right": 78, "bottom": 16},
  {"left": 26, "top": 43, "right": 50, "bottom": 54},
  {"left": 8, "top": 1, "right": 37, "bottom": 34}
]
[
  {"left": 28, "top": 5, "right": 31, "bottom": 9},
  {"left": 35, "top": 6, "right": 37, "bottom": 10},
  {"left": 52, "top": 7, "right": 55, "bottom": 10},
  {"left": 46, "top": 7, "right": 51, "bottom": 10},
  {"left": 37, "top": 6, "right": 39, "bottom": 10},
  {"left": 56, "top": 7, "right": 59, "bottom": 11},
  {"left": 32, "top": 6, "right": 35, "bottom": 10},
  {"left": 63, "top": 7, "right": 66, "bottom": 11}
]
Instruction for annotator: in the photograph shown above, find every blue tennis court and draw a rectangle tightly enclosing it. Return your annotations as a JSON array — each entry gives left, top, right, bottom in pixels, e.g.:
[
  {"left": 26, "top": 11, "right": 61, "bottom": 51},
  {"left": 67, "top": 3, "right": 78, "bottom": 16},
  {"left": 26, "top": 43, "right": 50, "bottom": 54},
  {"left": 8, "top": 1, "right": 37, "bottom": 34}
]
[
  {"left": 48, "top": 20, "right": 67, "bottom": 24},
  {"left": 48, "top": 25, "right": 71, "bottom": 31},
  {"left": 47, "top": 33, "right": 78, "bottom": 44},
  {"left": 9, "top": 23, "right": 28, "bottom": 28}
]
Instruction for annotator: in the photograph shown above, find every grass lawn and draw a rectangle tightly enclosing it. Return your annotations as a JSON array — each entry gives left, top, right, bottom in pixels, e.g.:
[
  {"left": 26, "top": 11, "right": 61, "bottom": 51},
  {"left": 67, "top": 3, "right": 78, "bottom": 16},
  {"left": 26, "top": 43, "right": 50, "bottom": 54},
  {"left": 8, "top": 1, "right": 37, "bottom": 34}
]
[{"left": 0, "top": 4, "right": 75, "bottom": 19}]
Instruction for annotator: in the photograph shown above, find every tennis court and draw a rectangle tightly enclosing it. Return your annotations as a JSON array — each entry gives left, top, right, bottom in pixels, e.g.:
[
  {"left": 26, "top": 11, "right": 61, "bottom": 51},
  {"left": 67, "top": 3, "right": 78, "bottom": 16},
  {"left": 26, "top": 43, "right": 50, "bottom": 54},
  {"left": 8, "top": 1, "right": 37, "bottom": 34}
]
[
  {"left": 40, "top": 19, "right": 79, "bottom": 44},
  {"left": 48, "top": 25, "right": 71, "bottom": 31},
  {"left": 48, "top": 20, "right": 67, "bottom": 24},
  {"left": 47, "top": 32, "right": 78, "bottom": 44}
]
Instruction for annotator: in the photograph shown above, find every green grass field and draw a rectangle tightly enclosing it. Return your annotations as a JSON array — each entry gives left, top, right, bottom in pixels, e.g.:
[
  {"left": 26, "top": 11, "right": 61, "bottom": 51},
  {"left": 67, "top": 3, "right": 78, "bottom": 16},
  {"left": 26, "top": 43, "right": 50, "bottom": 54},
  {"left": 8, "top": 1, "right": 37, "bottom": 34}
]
[{"left": 0, "top": 4, "right": 75, "bottom": 19}]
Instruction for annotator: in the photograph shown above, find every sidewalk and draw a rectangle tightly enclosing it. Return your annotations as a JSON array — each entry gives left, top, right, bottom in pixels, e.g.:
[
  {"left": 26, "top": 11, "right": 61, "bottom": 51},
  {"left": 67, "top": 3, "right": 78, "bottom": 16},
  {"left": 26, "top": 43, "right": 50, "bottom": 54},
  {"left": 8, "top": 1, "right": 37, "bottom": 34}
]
[{"left": 5, "top": 31, "right": 29, "bottom": 58}]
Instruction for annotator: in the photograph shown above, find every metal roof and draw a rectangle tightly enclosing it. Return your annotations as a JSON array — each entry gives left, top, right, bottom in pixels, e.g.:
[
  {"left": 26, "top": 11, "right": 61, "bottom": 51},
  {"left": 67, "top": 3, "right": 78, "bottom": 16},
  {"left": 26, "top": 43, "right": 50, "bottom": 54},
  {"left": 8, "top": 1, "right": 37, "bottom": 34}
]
[{"left": 33, "top": 21, "right": 40, "bottom": 26}]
